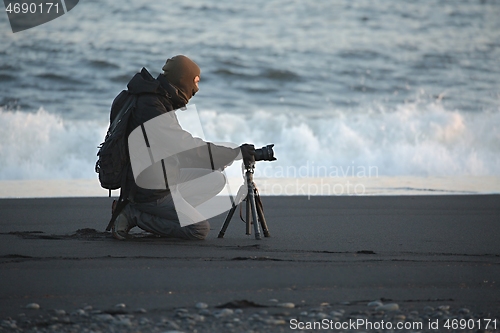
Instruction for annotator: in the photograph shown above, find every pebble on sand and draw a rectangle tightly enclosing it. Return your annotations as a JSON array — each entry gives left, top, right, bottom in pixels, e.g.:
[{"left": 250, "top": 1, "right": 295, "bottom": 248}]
[
  {"left": 25, "top": 303, "right": 40, "bottom": 310},
  {"left": 195, "top": 302, "right": 208, "bottom": 309},
  {"left": 73, "top": 309, "right": 86, "bottom": 316},
  {"left": 376, "top": 303, "right": 399, "bottom": 311},
  {"left": 220, "top": 308, "right": 234, "bottom": 315},
  {"left": 316, "top": 313, "right": 328, "bottom": 320},
  {"left": 393, "top": 314, "right": 406, "bottom": 321},
  {"left": 95, "top": 314, "right": 114, "bottom": 322},
  {"left": 264, "top": 318, "right": 286, "bottom": 325},
  {"left": 368, "top": 300, "right": 383, "bottom": 307},
  {"left": 277, "top": 302, "right": 295, "bottom": 308},
  {"left": 54, "top": 309, "right": 66, "bottom": 316},
  {"left": 330, "top": 310, "right": 344, "bottom": 317}
]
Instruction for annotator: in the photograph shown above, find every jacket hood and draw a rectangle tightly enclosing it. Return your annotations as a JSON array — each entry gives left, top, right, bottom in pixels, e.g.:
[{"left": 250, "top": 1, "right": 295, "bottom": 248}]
[
  {"left": 127, "top": 68, "right": 186, "bottom": 109},
  {"left": 127, "top": 68, "right": 162, "bottom": 95}
]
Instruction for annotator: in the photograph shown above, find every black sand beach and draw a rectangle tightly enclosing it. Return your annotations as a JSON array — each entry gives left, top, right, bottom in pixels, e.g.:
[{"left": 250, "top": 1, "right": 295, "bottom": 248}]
[{"left": 0, "top": 195, "right": 499, "bottom": 332}]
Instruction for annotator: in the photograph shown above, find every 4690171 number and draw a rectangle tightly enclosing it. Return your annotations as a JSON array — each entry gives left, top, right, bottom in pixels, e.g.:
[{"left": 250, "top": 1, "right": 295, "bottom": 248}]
[
  {"left": 444, "top": 318, "right": 497, "bottom": 330},
  {"left": 5, "top": 2, "right": 59, "bottom": 14}
]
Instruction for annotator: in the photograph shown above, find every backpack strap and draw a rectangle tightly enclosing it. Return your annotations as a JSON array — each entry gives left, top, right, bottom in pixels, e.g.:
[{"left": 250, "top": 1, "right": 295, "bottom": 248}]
[
  {"left": 105, "top": 167, "right": 138, "bottom": 231},
  {"left": 106, "top": 163, "right": 131, "bottom": 231},
  {"left": 106, "top": 198, "right": 128, "bottom": 232}
]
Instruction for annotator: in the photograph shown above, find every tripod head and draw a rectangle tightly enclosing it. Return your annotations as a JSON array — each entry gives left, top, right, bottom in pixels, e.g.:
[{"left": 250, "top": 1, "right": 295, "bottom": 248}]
[{"left": 243, "top": 159, "right": 256, "bottom": 173}]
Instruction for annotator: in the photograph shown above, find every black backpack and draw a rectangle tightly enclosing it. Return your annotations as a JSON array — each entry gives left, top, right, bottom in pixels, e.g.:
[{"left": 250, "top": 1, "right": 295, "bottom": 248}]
[
  {"left": 95, "top": 90, "right": 137, "bottom": 230},
  {"left": 96, "top": 90, "right": 137, "bottom": 192}
]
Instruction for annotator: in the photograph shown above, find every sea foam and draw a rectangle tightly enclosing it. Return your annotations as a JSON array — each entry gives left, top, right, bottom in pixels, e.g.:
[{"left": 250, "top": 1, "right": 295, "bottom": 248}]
[
  {"left": 0, "top": 103, "right": 499, "bottom": 180},
  {"left": 0, "top": 107, "right": 107, "bottom": 180}
]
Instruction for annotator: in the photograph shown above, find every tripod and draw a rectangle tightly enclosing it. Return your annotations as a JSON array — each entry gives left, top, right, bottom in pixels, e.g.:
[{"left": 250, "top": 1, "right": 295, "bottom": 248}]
[{"left": 218, "top": 161, "right": 270, "bottom": 240}]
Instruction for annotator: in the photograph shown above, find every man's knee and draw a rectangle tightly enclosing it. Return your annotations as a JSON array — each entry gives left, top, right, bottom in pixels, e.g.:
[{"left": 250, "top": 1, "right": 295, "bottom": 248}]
[{"left": 185, "top": 220, "right": 210, "bottom": 240}]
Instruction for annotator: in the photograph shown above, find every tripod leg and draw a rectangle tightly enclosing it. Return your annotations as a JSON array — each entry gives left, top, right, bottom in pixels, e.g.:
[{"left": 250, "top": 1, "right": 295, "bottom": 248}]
[
  {"left": 256, "top": 197, "right": 271, "bottom": 237},
  {"left": 245, "top": 197, "right": 251, "bottom": 235},
  {"left": 249, "top": 186, "right": 262, "bottom": 240},
  {"left": 218, "top": 204, "right": 237, "bottom": 238}
]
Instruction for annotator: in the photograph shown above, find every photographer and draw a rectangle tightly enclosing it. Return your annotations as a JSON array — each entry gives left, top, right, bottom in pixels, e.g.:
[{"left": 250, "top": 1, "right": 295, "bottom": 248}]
[{"left": 112, "top": 55, "right": 256, "bottom": 240}]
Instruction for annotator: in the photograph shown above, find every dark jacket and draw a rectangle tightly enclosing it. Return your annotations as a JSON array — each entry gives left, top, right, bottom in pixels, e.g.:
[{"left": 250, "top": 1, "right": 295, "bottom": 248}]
[{"left": 122, "top": 68, "right": 239, "bottom": 203}]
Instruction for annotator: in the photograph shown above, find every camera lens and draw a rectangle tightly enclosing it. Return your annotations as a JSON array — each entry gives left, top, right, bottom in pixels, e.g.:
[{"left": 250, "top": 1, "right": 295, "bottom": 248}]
[{"left": 254, "top": 144, "right": 276, "bottom": 162}]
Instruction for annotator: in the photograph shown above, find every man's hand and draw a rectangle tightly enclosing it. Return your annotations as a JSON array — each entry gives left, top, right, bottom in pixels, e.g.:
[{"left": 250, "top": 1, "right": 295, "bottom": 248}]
[{"left": 240, "top": 144, "right": 255, "bottom": 163}]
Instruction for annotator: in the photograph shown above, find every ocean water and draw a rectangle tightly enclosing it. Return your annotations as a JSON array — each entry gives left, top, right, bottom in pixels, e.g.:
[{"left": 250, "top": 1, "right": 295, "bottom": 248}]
[{"left": 1, "top": 0, "right": 499, "bottom": 196}]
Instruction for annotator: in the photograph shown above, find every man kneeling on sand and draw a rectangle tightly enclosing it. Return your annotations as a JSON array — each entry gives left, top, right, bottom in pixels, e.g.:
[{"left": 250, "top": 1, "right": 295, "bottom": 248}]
[{"left": 110, "top": 55, "right": 255, "bottom": 241}]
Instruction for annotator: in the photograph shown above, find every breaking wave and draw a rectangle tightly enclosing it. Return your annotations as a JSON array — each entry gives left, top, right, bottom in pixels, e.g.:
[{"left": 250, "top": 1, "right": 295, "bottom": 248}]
[{"left": 0, "top": 102, "right": 499, "bottom": 180}]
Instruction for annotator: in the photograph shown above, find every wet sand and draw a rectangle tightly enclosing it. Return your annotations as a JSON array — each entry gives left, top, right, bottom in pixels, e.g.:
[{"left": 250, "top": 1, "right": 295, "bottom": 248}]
[{"left": 0, "top": 195, "right": 499, "bottom": 320}]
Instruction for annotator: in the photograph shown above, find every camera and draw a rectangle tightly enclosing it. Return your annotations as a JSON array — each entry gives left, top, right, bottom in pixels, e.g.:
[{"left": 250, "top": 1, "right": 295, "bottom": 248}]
[{"left": 254, "top": 144, "right": 276, "bottom": 162}]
